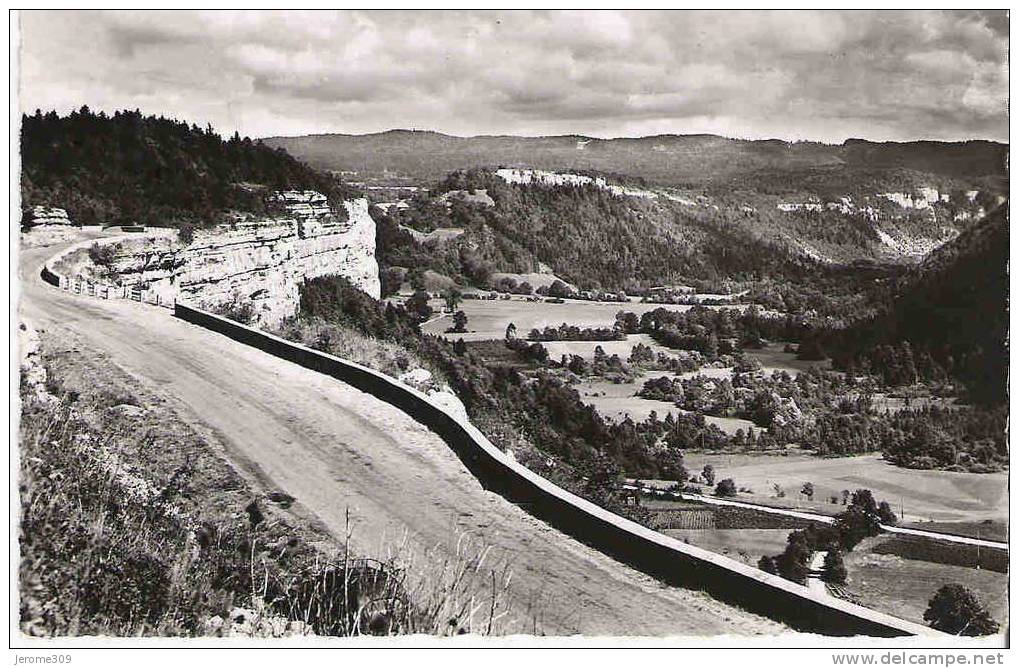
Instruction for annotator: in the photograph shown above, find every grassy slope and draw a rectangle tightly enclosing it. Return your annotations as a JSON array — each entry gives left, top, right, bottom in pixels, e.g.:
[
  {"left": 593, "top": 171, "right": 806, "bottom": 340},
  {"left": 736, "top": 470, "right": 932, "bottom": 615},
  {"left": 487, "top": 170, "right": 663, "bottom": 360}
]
[
  {"left": 19, "top": 332, "right": 509, "bottom": 637},
  {"left": 678, "top": 452, "right": 1008, "bottom": 524},
  {"left": 20, "top": 346, "right": 331, "bottom": 635}
]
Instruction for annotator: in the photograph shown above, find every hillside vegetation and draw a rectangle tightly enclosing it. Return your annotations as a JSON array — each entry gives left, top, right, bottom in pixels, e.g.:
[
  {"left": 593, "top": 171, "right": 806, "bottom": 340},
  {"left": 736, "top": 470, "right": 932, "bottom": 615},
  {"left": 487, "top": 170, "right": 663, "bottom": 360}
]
[
  {"left": 20, "top": 332, "right": 514, "bottom": 637},
  {"left": 829, "top": 207, "right": 1009, "bottom": 406},
  {"left": 20, "top": 107, "right": 355, "bottom": 228},
  {"left": 376, "top": 170, "right": 823, "bottom": 293},
  {"left": 373, "top": 166, "right": 993, "bottom": 323}
]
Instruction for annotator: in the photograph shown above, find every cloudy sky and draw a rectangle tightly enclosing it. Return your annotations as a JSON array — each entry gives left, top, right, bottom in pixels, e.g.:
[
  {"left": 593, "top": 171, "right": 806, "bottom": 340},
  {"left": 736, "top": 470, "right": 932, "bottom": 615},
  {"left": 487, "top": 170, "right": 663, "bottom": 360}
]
[{"left": 18, "top": 10, "right": 1009, "bottom": 143}]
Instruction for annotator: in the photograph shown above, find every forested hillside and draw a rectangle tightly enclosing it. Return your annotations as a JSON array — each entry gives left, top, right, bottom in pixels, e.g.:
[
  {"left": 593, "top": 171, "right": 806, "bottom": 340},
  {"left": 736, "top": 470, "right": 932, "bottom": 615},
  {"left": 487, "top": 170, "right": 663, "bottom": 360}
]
[
  {"left": 372, "top": 165, "right": 994, "bottom": 316},
  {"left": 829, "top": 206, "right": 1009, "bottom": 405},
  {"left": 20, "top": 107, "right": 355, "bottom": 228},
  {"left": 373, "top": 168, "right": 829, "bottom": 295}
]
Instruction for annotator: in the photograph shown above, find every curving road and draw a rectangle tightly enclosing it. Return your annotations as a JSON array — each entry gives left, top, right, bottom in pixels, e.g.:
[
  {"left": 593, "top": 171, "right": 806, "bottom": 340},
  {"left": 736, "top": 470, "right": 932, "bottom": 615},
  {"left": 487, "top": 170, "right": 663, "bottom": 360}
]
[{"left": 19, "top": 236, "right": 784, "bottom": 637}]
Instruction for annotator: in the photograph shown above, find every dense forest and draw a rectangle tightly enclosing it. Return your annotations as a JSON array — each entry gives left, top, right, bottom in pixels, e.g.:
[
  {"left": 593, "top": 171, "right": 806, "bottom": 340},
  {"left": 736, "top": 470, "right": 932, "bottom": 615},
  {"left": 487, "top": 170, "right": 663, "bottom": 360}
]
[
  {"left": 371, "top": 164, "right": 997, "bottom": 319},
  {"left": 827, "top": 207, "right": 1008, "bottom": 406},
  {"left": 20, "top": 107, "right": 355, "bottom": 228}
]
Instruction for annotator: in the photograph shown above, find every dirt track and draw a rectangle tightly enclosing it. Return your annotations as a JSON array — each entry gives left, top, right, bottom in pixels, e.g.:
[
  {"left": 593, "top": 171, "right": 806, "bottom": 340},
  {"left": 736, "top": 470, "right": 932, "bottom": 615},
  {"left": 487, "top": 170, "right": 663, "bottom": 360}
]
[{"left": 18, "top": 238, "right": 785, "bottom": 637}]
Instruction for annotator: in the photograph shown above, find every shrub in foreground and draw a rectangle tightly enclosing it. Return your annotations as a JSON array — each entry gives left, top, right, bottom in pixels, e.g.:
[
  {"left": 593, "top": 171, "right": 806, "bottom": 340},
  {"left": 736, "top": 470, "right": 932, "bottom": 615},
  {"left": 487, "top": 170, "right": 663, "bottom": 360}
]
[{"left": 924, "top": 584, "right": 999, "bottom": 636}]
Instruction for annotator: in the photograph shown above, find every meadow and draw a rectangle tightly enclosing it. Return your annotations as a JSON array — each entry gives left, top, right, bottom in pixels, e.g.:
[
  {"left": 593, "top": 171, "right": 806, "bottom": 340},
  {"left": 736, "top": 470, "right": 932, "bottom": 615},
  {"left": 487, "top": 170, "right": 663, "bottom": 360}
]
[
  {"left": 679, "top": 452, "right": 1009, "bottom": 524},
  {"left": 743, "top": 342, "right": 831, "bottom": 376},
  {"left": 539, "top": 333, "right": 674, "bottom": 361},
  {"left": 574, "top": 373, "right": 759, "bottom": 434},
  {"left": 900, "top": 520, "right": 1007, "bottom": 542},
  {"left": 662, "top": 529, "right": 794, "bottom": 566},
  {"left": 842, "top": 536, "right": 1008, "bottom": 628}
]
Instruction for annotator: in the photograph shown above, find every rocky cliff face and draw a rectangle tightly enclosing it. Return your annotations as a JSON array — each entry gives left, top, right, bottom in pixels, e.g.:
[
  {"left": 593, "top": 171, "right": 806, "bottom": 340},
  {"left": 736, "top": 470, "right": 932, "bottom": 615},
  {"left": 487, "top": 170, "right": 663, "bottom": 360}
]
[
  {"left": 109, "top": 195, "right": 379, "bottom": 326},
  {"left": 29, "top": 206, "right": 73, "bottom": 226}
]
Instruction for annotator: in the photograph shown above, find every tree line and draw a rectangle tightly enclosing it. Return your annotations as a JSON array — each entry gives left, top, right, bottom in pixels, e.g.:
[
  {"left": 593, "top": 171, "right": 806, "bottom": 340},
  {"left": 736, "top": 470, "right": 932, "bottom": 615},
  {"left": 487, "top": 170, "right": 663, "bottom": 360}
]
[{"left": 21, "top": 107, "right": 354, "bottom": 229}]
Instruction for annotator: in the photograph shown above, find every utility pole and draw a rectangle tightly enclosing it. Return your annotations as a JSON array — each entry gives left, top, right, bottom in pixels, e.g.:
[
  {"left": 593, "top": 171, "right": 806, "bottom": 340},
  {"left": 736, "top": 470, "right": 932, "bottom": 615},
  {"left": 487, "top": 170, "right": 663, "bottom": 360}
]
[{"left": 976, "top": 526, "right": 981, "bottom": 570}]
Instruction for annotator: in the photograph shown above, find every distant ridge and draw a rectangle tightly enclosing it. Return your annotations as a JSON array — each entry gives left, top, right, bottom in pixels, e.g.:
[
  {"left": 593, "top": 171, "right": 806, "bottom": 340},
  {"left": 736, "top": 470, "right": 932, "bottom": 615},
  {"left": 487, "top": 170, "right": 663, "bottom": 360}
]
[{"left": 263, "top": 130, "right": 1007, "bottom": 185}]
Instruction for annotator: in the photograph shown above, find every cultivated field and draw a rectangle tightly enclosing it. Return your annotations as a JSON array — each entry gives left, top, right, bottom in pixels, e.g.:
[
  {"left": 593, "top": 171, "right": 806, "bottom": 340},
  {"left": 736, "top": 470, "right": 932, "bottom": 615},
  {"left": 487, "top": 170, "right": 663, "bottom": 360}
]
[
  {"left": 662, "top": 529, "right": 794, "bottom": 566},
  {"left": 901, "top": 520, "right": 1007, "bottom": 542},
  {"left": 843, "top": 536, "right": 1008, "bottom": 628},
  {"left": 680, "top": 452, "right": 1008, "bottom": 524}
]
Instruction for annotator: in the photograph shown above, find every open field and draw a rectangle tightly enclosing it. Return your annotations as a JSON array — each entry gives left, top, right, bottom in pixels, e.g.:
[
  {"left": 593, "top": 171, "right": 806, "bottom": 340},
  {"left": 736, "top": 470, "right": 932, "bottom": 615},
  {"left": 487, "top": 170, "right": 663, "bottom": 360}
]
[
  {"left": 843, "top": 536, "right": 1008, "bottom": 628},
  {"left": 662, "top": 529, "right": 793, "bottom": 566},
  {"left": 541, "top": 338, "right": 830, "bottom": 379},
  {"left": 744, "top": 342, "right": 831, "bottom": 376},
  {"left": 679, "top": 452, "right": 1008, "bottom": 524},
  {"left": 419, "top": 296, "right": 738, "bottom": 341},
  {"left": 901, "top": 520, "right": 1008, "bottom": 542},
  {"left": 540, "top": 333, "right": 678, "bottom": 361},
  {"left": 489, "top": 271, "right": 571, "bottom": 291},
  {"left": 575, "top": 374, "right": 759, "bottom": 434},
  {"left": 576, "top": 374, "right": 677, "bottom": 422},
  {"left": 872, "top": 534, "right": 1008, "bottom": 572}
]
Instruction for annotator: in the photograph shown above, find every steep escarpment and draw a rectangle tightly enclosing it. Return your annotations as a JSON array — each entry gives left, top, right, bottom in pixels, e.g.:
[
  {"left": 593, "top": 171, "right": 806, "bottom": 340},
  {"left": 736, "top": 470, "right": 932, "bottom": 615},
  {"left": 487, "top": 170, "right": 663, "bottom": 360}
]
[
  {"left": 829, "top": 206, "right": 1009, "bottom": 405},
  {"left": 88, "top": 194, "right": 379, "bottom": 327}
]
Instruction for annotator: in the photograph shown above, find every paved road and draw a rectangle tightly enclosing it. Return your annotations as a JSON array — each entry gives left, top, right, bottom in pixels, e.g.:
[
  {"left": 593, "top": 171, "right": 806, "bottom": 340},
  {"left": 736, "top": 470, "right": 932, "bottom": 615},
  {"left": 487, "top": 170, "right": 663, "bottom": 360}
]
[
  {"left": 626, "top": 485, "right": 1008, "bottom": 551},
  {"left": 18, "top": 237, "right": 783, "bottom": 637},
  {"left": 880, "top": 524, "right": 1008, "bottom": 550}
]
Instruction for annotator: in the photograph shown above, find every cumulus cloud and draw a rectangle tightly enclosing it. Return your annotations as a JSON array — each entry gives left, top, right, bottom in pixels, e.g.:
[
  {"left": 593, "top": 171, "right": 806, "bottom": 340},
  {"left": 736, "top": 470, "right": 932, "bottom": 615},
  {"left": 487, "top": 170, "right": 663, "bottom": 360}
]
[{"left": 17, "top": 9, "right": 1008, "bottom": 142}]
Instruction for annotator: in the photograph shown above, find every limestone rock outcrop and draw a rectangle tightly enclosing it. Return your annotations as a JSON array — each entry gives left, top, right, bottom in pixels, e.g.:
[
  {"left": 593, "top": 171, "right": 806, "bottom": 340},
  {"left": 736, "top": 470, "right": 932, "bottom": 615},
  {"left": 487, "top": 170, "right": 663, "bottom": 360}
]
[
  {"left": 270, "top": 190, "right": 333, "bottom": 220},
  {"left": 28, "top": 206, "right": 72, "bottom": 226},
  {"left": 107, "top": 195, "right": 379, "bottom": 327}
]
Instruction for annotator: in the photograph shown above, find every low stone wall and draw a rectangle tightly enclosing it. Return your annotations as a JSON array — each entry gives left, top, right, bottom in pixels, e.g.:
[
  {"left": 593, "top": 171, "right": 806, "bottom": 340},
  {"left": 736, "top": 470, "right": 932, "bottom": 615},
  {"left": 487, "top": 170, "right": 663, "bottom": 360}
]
[
  {"left": 41, "top": 234, "right": 173, "bottom": 307},
  {"left": 173, "top": 301, "right": 941, "bottom": 639}
]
